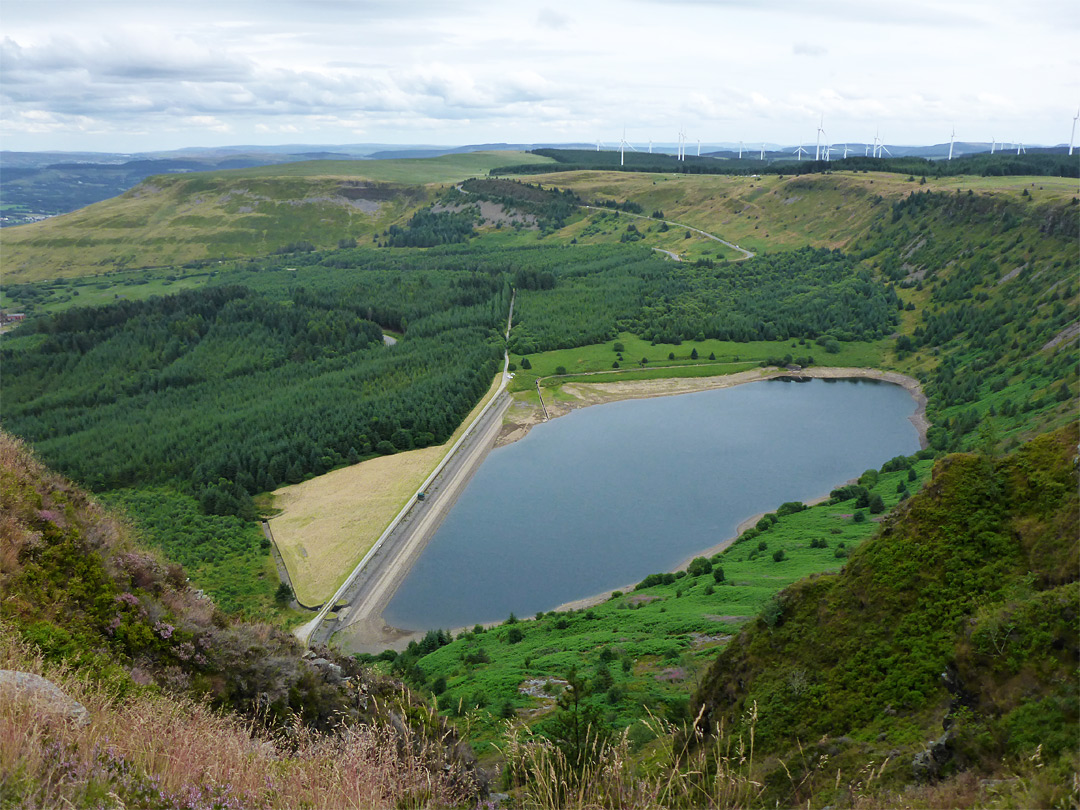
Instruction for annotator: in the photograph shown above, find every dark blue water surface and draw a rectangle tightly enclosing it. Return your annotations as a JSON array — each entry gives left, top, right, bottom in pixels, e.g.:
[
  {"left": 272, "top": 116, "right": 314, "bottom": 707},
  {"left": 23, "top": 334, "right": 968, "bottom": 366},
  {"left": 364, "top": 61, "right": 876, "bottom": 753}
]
[{"left": 384, "top": 378, "right": 919, "bottom": 631}]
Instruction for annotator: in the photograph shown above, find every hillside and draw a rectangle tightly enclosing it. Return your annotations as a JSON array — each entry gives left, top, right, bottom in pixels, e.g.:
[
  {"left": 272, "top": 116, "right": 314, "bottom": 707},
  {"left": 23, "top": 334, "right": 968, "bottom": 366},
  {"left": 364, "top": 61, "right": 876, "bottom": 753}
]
[
  {"left": 0, "top": 151, "right": 554, "bottom": 281},
  {"left": 3, "top": 159, "right": 1073, "bottom": 285},
  {"left": 3, "top": 169, "right": 1075, "bottom": 619},
  {"left": 0, "top": 156, "right": 302, "bottom": 225},
  {"left": 0, "top": 154, "right": 1076, "bottom": 807},
  {"left": 694, "top": 425, "right": 1079, "bottom": 808},
  {"left": 519, "top": 169, "right": 1079, "bottom": 256},
  {"left": 0, "top": 430, "right": 481, "bottom": 807},
  {"left": 0, "top": 175, "right": 427, "bottom": 281}
]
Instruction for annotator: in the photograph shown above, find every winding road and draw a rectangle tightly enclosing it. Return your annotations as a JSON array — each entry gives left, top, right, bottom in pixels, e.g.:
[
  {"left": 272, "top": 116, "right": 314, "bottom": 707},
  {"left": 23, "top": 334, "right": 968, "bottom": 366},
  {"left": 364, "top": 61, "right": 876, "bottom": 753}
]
[
  {"left": 582, "top": 205, "right": 755, "bottom": 260},
  {"left": 456, "top": 180, "right": 755, "bottom": 260}
]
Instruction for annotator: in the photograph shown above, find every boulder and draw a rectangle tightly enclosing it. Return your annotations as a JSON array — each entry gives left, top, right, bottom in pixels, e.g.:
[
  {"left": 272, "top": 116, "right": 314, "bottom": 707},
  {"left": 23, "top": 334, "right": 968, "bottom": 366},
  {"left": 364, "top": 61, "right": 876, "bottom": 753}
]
[{"left": 0, "top": 670, "right": 90, "bottom": 726}]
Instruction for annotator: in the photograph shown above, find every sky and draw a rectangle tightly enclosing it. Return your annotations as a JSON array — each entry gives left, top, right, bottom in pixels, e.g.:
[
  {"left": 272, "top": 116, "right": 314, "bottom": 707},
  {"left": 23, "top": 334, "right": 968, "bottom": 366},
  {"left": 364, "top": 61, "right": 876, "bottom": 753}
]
[{"left": 2, "top": 0, "right": 1078, "bottom": 153}]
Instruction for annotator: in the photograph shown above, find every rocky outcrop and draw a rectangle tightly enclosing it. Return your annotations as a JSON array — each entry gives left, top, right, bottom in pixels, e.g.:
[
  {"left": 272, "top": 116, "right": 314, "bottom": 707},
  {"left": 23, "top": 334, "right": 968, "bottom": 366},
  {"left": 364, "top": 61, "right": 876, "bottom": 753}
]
[{"left": 0, "top": 670, "right": 90, "bottom": 725}]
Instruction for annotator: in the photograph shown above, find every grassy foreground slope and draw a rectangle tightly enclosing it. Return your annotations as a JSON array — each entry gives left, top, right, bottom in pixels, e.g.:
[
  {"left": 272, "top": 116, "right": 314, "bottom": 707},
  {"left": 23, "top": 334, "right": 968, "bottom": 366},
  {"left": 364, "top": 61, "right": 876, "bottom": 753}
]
[
  {"left": 0, "top": 151, "right": 554, "bottom": 281},
  {"left": 0, "top": 430, "right": 480, "bottom": 808},
  {"left": 694, "top": 424, "right": 1079, "bottom": 808}
]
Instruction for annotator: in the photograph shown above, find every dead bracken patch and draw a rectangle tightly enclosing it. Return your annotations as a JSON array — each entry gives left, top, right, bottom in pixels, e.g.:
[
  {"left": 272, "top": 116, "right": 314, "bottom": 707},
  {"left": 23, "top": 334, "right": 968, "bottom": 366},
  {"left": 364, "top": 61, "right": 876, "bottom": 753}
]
[
  {"left": 689, "top": 633, "right": 732, "bottom": 647},
  {"left": 655, "top": 667, "right": 686, "bottom": 682}
]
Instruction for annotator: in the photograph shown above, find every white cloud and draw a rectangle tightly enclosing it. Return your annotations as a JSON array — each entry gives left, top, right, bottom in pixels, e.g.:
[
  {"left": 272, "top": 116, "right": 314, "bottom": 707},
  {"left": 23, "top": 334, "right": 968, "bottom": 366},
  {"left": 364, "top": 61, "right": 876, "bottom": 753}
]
[
  {"left": 793, "top": 42, "right": 827, "bottom": 57},
  {"left": 0, "top": 0, "right": 1075, "bottom": 150},
  {"left": 185, "top": 115, "right": 232, "bottom": 133},
  {"left": 536, "top": 8, "right": 571, "bottom": 30}
]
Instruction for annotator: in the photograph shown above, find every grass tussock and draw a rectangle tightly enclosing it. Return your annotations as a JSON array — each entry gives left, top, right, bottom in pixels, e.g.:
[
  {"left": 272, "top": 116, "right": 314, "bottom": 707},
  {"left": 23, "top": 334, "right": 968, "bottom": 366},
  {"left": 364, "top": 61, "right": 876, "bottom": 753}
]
[
  {"left": 0, "top": 624, "right": 476, "bottom": 809},
  {"left": 499, "top": 705, "right": 767, "bottom": 810}
]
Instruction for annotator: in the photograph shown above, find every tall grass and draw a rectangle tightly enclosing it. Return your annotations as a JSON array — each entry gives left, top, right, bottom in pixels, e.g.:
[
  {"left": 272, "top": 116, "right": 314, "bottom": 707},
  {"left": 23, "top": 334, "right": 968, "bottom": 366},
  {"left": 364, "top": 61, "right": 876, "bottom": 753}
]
[
  {"left": 499, "top": 704, "right": 765, "bottom": 810},
  {"left": 0, "top": 623, "right": 476, "bottom": 809}
]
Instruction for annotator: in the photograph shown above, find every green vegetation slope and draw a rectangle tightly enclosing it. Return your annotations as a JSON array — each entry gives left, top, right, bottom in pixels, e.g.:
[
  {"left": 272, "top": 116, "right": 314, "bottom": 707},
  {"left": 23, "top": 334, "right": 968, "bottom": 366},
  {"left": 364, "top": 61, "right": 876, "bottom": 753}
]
[
  {"left": 0, "top": 430, "right": 480, "bottom": 807},
  {"left": 694, "top": 425, "right": 1079, "bottom": 808}
]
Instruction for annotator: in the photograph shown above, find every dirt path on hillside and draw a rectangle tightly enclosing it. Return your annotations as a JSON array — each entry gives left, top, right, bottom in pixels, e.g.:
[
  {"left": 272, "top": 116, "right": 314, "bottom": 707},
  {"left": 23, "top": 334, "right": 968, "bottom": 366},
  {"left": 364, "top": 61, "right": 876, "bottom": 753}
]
[{"left": 581, "top": 205, "right": 755, "bottom": 259}]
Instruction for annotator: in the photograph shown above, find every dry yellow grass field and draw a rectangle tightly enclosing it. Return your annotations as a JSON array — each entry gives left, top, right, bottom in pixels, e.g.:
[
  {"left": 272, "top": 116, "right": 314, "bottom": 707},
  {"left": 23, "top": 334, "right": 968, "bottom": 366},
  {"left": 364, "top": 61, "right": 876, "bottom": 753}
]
[{"left": 270, "top": 375, "right": 502, "bottom": 605}]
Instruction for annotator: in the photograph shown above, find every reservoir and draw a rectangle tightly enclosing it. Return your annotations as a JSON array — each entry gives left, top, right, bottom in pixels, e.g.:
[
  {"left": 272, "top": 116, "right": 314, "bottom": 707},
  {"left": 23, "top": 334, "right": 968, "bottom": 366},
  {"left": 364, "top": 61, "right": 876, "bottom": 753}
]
[{"left": 384, "top": 377, "right": 920, "bottom": 631}]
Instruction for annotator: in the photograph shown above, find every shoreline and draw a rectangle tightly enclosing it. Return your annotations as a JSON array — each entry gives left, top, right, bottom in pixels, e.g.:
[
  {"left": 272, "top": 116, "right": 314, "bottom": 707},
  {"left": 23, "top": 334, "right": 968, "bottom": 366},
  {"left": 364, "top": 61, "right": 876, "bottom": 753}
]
[
  {"left": 499, "top": 366, "right": 928, "bottom": 450},
  {"left": 336, "top": 366, "right": 929, "bottom": 652},
  {"left": 329, "top": 394, "right": 511, "bottom": 653}
]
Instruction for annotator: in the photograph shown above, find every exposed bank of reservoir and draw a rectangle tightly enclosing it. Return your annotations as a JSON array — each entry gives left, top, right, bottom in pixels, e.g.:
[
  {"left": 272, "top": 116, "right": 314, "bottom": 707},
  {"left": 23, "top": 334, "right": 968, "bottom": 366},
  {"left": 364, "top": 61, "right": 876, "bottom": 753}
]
[{"left": 384, "top": 377, "right": 920, "bottom": 631}]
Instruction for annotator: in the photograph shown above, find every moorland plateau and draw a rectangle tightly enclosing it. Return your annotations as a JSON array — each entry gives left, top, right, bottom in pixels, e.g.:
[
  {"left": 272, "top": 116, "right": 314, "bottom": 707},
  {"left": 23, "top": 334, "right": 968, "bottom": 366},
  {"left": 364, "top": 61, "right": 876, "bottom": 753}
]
[{"left": 0, "top": 149, "right": 1076, "bottom": 808}]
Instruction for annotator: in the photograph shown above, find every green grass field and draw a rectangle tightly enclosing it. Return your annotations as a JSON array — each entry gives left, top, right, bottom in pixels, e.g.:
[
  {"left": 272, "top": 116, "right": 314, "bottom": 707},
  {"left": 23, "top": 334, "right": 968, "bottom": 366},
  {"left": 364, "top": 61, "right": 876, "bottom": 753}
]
[
  {"left": 386, "top": 459, "right": 934, "bottom": 754},
  {"left": 507, "top": 332, "right": 893, "bottom": 392}
]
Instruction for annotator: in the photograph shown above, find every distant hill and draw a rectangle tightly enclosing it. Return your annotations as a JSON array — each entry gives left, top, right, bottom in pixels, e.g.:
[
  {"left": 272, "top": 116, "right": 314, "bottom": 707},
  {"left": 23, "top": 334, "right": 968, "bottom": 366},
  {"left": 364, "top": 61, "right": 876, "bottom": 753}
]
[
  {"left": 0, "top": 151, "right": 554, "bottom": 280},
  {"left": 0, "top": 153, "right": 372, "bottom": 225},
  {"left": 0, "top": 144, "right": 574, "bottom": 222},
  {"left": 491, "top": 148, "right": 1079, "bottom": 180}
]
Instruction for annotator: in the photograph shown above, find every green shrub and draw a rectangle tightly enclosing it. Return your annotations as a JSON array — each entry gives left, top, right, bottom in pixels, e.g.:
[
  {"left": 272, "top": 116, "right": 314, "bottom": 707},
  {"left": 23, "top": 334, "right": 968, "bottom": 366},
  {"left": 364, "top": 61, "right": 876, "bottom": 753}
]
[{"left": 687, "top": 557, "right": 713, "bottom": 576}]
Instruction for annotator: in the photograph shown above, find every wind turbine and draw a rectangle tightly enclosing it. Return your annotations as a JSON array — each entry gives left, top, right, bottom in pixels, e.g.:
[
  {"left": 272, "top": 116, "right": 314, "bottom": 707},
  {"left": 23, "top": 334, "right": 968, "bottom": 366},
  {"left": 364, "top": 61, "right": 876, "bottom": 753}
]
[
  {"left": 697, "top": 139, "right": 701, "bottom": 157},
  {"left": 738, "top": 141, "right": 744, "bottom": 159},
  {"left": 793, "top": 143, "right": 808, "bottom": 161},
  {"left": 760, "top": 143, "right": 765, "bottom": 160},
  {"left": 872, "top": 129, "right": 889, "bottom": 158},
  {"left": 991, "top": 137, "right": 996, "bottom": 155},
  {"left": 948, "top": 126, "right": 956, "bottom": 161},
  {"left": 648, "top": 139, "right": 653, "bottom": 154},
  {"left": 1016, "top": 141, "right": 1025, "bottom": 155},
  {"left": 815, "top": 115, "right": 826, "bottom": 161},
  {"left": 842, "top": 144, "right": 851, "bottom": 159},
  {"left": 823, "top": 144, "right": 832, "bottom": 161},
  {"left": 1070, "top": 107, "right": 1079, "bottom": 156},
  {"left": 619, "top": 128, "right": 638, "bottom": 166},
  {"left": 596, "top": 139, "right": 604, "bottom": 152}
]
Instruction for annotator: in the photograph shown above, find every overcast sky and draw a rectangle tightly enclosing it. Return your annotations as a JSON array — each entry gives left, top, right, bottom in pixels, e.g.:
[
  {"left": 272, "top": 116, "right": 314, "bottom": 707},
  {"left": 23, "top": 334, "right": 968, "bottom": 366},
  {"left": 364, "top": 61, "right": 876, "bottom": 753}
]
[{"left": 2, "top": 0, "right": 1077, "bottom": 153}]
